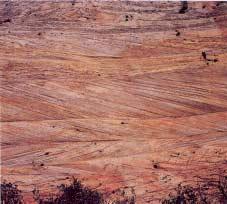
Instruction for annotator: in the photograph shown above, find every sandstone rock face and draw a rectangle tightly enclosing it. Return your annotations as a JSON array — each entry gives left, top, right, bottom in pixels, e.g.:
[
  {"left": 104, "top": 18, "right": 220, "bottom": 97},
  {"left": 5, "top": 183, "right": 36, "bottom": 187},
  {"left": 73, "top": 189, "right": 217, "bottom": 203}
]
[{"left": 1, "top": 1, "right": 227, "bottom": 203}]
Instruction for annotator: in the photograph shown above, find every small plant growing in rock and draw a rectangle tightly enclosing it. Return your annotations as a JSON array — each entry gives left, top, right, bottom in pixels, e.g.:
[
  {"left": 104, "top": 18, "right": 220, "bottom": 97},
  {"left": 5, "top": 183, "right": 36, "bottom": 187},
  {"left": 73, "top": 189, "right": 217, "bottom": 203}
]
[{"left": 33, "top": 179, "right": 135, "bottom": 204}]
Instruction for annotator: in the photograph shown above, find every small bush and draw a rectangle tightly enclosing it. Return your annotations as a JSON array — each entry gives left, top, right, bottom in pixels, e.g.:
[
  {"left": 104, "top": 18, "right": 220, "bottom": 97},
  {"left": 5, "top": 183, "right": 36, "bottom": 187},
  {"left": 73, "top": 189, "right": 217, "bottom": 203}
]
[
  {"left": 1, "top": 181, "right": 23, "bottom": 204},
  {"left": 33, "top": 179, "right": 105, "bottom": 204}
]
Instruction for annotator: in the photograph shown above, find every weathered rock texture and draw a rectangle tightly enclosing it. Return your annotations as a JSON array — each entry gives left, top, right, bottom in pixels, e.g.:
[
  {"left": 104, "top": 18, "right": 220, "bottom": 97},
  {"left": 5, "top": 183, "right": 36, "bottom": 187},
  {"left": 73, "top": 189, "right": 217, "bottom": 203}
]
[{"left": 1, "top": 1, "right": 227, "bottom": 203}]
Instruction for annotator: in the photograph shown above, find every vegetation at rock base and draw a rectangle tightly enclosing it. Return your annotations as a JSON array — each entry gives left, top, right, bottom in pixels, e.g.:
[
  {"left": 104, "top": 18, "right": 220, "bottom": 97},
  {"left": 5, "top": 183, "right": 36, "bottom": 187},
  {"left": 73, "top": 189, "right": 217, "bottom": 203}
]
[
  {"left": 2, "top": 173, "right": 227, "bottom": 204},
  {"left": 162, "top": 173, "right": 227, "bottom": 204}
]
